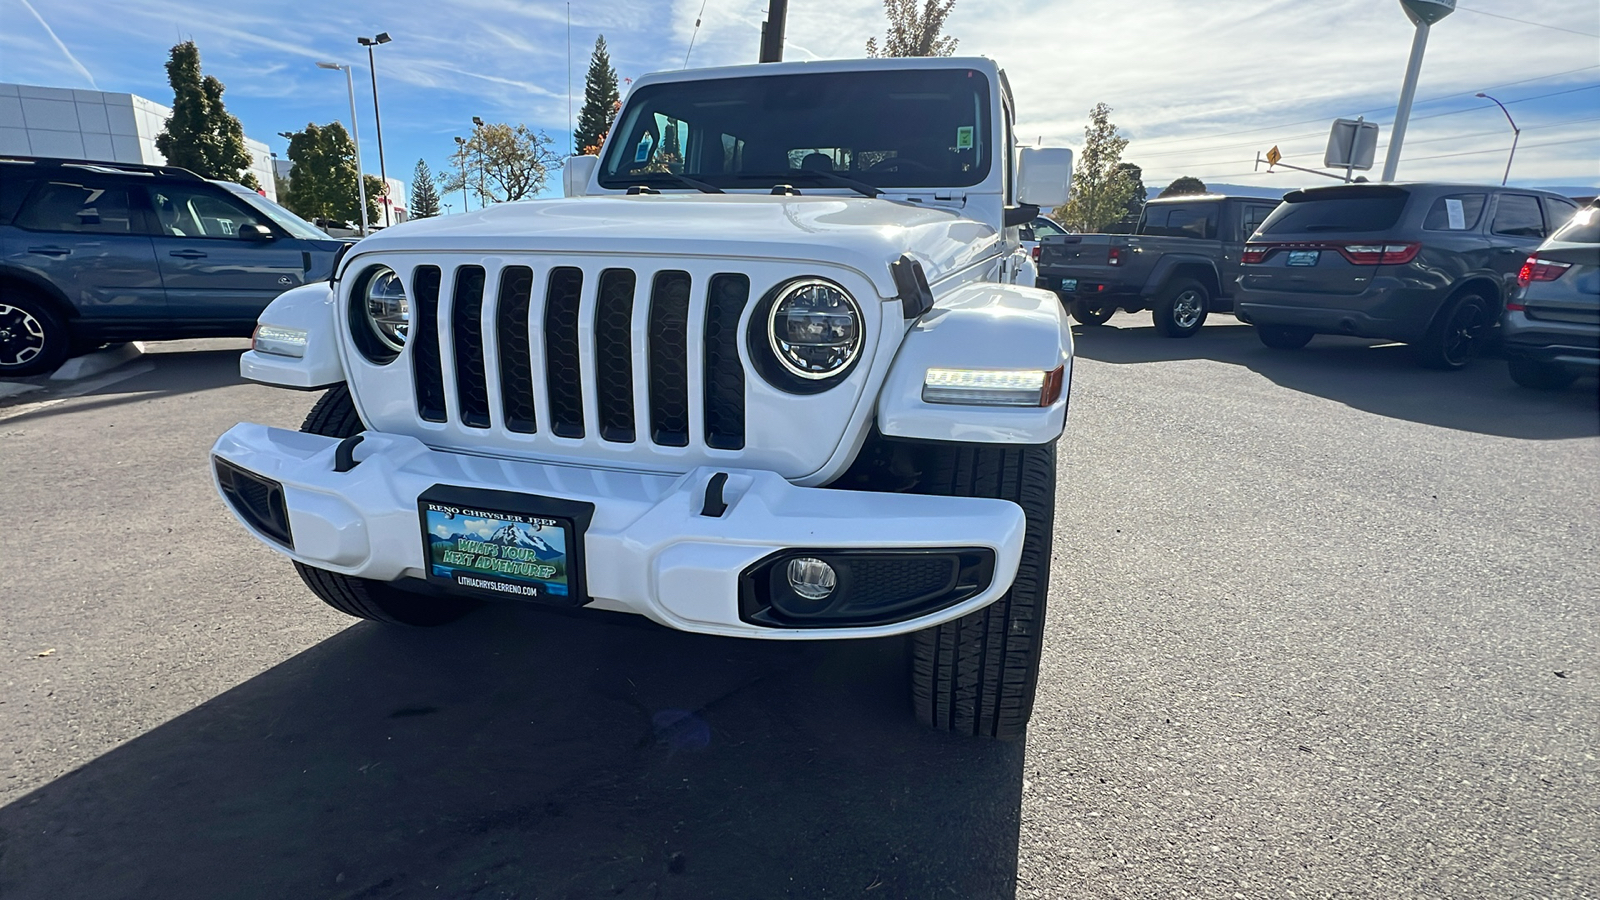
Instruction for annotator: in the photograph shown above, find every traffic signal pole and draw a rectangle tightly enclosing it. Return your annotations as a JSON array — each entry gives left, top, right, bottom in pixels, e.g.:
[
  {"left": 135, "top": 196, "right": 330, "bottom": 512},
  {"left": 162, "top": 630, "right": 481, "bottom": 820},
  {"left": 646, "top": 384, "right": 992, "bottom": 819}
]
[{"left": 759, "top": 0, "right": 787, "bottom": 62}]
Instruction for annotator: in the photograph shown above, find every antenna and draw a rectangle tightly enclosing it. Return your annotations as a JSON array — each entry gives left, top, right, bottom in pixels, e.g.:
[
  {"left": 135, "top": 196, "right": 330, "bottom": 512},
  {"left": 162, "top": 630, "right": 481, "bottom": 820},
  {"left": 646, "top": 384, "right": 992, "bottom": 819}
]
[{"left": 684, "top": 0, "right": 709, "bottom": 68}]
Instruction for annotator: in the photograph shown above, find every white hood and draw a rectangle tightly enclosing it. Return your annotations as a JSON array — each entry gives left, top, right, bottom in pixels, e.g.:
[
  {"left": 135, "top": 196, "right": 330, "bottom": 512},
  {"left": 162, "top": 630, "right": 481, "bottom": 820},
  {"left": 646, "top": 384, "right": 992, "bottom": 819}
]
[{"left": 355, "top": 195, "right": 1001, "bottom": 297}]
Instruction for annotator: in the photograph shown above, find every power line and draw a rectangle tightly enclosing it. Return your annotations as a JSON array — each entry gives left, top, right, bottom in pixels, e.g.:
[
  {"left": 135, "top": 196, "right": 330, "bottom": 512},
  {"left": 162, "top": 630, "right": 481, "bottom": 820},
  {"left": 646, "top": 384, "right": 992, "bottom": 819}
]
[
  {"left": 1455, "top": 5, "right": 1600, "bottom": 39},
  {"left": 1126, "top": 64, "right": 1600, "bottom": 149},
  {"left": 1403, "top": 135, "right": 1599, "bottom": 163}
]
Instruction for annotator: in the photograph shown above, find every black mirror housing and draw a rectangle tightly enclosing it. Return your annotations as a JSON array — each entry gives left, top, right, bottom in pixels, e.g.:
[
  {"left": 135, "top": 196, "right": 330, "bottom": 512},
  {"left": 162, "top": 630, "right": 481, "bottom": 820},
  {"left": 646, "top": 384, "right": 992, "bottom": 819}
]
[{"left": 239, "top": 224, "right": 275, "bottom": 241}]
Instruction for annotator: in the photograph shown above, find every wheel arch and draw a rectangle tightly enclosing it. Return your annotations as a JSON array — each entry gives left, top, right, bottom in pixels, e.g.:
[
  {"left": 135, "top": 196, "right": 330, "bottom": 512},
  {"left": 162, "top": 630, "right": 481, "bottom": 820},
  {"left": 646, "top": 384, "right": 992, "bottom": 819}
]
[
  {"left": 0, "top": 267, "right": 78, "bottom": 319},
  {"left": 1146, "top": 257, "right": 1220, "bottom": 299},
  {"left": 1423, "top": 276, "right": 1502, "bottom": 334}
]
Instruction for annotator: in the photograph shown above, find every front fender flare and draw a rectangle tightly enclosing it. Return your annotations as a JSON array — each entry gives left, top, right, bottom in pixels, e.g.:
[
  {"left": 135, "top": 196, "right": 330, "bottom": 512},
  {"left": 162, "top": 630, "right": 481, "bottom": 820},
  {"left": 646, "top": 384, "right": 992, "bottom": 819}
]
[
  {"left": 238, "top": 282, "right": 345, "bottom": 390},
  {"left": 876, "top": 281, "right": 1073, "bottom": 444}
]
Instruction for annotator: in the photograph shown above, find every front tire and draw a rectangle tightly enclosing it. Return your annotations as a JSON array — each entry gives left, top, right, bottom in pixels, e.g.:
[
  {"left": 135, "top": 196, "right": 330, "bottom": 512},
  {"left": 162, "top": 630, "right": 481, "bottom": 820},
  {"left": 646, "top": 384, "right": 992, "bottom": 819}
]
[
  {"left": 908, "top": 443, "right": 1056, "bottom": 740},
  {"left": 1152, "top": 278, "right": 1209, "bottom": 338},
  {"left": 1419, "top": 292, "right": 1492, "bottom": 370},
  {"left": 0, "top": 290, "right": 71, "bottom": 377},
  {"left": 295, "top": 385, "right": 480, "bottom": 626},
  {"left": 1507, "top": 358, "right": 1578, "bottom": 391},
  {"left": 1256, "top": 324, "right": 1315, "bottom": 350},
  {"left": 1067, "top": 299, "right": 1114, "bottom": 326}
]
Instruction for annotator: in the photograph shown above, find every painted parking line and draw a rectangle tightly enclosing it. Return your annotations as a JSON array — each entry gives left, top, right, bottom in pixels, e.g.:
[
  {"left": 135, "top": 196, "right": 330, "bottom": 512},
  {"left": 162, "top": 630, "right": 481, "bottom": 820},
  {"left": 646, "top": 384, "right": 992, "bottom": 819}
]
[{"left": 0, "top": 361, "right": 157, "bottom": 422}]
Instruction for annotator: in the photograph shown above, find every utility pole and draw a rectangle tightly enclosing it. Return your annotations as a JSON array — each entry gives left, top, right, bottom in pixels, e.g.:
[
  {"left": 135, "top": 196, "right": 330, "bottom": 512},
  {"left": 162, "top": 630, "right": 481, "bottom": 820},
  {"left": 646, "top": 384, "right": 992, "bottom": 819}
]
[
  {"left": 759, "top": 0, "right": 788, "bottom": 63},
  {"left": 358, "top": 33, "right": 393, "bottom": 226},
  {"left": 454, "top": 136, "right": 470, "bottom": 212},
  {"left": 1381, "top": 0, "right": 1455, "bottom": 182}
]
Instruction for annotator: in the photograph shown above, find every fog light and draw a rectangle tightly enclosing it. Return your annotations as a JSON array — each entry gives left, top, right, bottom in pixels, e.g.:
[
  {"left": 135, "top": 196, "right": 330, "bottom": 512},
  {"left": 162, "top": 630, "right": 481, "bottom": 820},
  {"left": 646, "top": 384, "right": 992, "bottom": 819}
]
[{"left": 785, "top": 557, "right": 836, "bottom": 601}]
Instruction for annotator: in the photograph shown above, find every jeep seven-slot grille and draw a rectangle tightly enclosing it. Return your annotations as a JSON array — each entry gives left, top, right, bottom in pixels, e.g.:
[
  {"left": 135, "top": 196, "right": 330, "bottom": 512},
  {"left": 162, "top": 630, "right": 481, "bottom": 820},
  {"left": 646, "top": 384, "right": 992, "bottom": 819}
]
[{"left": 406, "top": 263, "right": 748, "bottom": 452}]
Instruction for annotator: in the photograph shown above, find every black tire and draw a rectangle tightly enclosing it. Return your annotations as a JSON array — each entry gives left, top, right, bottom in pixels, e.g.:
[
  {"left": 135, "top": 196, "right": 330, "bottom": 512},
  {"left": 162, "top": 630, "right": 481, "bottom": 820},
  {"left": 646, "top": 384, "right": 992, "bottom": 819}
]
[
  {"left": 1152, "top": 278, "right": 1209, "bottom": 338},
  {"left": 1067, "top": 299, "right": 1114, "bottom": 326},
  {"left": 295, "top": 385, "right": 480, "bottom": 626},
  {"left": 907, "top": 442, "right": 1056, "bottom": 740},
  {"left": 1256, "top": 324, "right": 1315, "bottom": 350},
  {"left": 1419, "top": 292, "right": 1492, "bottom": 370},
  {"left": 0, "top": 288, "right": 71, "bottom": 377},
  {"left": 1507, "top": 358, "right": 1578, "bottom": 391}
]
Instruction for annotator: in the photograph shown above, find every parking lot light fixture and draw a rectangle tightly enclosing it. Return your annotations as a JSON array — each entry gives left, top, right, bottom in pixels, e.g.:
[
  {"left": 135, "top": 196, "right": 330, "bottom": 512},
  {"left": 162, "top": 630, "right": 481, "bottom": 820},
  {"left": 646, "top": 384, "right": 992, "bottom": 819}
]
[
  {"left": 1475, "top": 92, "right": 1520, "bottom": 186},
  {"left": 358, "top": 34, "right": 393, "bottom": 226},
  {"left": 453, "top": 136, "right": 470, "bottom": 212},
  {"left": 317, "top": 61, "right": 370, "bottom": 236}
]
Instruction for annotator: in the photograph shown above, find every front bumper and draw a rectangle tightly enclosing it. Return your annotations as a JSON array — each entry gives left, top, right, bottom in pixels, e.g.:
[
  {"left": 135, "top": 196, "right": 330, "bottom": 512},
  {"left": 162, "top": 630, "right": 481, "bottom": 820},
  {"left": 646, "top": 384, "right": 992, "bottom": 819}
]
[{"left": 211, "top": 424, "right": 1026, "bottom": 640}]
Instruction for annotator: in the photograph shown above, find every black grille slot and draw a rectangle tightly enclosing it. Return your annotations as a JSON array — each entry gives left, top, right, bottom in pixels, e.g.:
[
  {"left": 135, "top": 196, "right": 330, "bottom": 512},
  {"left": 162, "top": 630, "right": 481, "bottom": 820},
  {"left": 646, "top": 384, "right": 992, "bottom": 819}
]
[
  {"left": 703, "top": 274, "right": 748, "bottom": 450},
  {"left": 215, "top": 458, "right": 293, "bottom": 549},
  {"left": 544, "top": 266, "right": 585, "bottom": 438},
  {"left": 594, "top": 268, "right": 637, "bottom": 443},
  {"left": 495, "top": 266, "right": 537, "bottom": 434},
  {"left": 451, "top": 266, "right": 491, "bottom": 428},
  {"left": 648, "top": 270, "right": 692, "bottom": 447},
  {"left": 410, "top": 265, "right": 447, "bottom": 422}
]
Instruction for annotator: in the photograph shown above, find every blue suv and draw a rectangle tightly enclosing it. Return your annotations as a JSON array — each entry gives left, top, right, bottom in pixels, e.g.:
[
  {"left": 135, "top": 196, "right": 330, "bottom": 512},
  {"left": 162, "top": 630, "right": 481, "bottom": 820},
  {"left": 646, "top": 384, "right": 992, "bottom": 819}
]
[{"left": 0, "top": 157, "right": 346, "bottom": 376}]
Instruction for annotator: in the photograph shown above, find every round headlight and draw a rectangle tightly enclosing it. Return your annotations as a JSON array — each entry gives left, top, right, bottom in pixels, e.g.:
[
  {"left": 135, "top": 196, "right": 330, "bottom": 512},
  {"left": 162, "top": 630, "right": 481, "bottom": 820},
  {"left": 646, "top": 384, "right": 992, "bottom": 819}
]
[
  {"left": 363, "top": 267, "right": 409, "bottom": 351},
  {"left": 767, "top": 279, "right": 863, "bottom": 380}
]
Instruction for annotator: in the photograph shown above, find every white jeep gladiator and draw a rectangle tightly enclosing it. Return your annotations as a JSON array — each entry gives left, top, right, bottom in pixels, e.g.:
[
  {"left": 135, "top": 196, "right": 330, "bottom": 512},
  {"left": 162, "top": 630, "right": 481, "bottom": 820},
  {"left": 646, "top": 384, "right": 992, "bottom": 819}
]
[{"left": 212, "top": 56, "right": 1075, "bottom": 739}]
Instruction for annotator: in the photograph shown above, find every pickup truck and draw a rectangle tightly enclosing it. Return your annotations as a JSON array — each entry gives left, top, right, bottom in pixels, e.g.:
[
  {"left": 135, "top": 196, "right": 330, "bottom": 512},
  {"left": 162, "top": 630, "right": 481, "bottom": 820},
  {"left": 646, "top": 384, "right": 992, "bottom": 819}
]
[{"left": 1036, "top": 193, "right": 1282, "bottom": 337}]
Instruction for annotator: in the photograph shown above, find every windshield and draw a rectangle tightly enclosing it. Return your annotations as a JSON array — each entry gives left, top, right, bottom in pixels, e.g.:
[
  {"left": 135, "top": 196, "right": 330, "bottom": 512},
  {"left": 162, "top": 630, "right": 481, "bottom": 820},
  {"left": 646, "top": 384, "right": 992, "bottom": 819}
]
[
  {"left": 215, "top": 182, "right": 332, "bottom": 240},
  {"left": 598, "top": 68, "right": 992, "bottom": 192}
]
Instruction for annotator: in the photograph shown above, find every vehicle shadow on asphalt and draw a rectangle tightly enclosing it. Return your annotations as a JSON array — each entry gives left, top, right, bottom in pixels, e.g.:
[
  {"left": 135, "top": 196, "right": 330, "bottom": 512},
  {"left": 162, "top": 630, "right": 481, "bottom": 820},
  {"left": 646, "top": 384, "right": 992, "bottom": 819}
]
[
  {"left": 0, "top": 603, "right": 1024, "bottom": 899},
  {"left": 0, "top": 345, "right": 250, "bottom": 424},
  {"left": 1073, "top": 319, "right": 1600, "bottom": 440}
]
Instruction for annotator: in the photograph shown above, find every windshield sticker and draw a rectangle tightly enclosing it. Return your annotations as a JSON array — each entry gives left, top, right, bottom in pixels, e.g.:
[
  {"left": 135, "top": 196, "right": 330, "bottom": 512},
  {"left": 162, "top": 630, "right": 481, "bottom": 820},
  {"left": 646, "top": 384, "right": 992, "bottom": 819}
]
[
  {"left": 956, "top": 126, "right": 974, "bottom": 151},
  {"left": 634, "top": 133, "right": 655, "bottom": 163},
  {"left": 1445, "top": 198, "right": 1465, "bottom": 230}
]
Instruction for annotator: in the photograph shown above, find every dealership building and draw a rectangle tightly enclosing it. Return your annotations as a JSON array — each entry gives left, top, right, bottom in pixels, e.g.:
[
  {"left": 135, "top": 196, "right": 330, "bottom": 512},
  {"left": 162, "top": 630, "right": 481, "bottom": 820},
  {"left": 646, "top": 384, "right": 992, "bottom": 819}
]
[{"left": 0, "top": 82, "right": 278, "bottom": 202}]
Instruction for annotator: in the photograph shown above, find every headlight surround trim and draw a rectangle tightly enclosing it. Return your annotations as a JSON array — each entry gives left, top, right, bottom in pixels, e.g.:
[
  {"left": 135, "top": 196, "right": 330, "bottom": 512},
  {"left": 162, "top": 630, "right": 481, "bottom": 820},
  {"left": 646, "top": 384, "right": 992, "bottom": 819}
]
[{"left": 347, "top": 263, "right": 406, "bottom": 365}]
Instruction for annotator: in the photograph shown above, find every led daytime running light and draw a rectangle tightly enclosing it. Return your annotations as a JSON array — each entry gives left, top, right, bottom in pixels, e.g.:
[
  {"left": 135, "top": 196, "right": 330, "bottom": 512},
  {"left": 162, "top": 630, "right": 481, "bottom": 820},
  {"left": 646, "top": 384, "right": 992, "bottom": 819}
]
[{"left": 252, "top": 324, "right": 308, "bottom": 358}]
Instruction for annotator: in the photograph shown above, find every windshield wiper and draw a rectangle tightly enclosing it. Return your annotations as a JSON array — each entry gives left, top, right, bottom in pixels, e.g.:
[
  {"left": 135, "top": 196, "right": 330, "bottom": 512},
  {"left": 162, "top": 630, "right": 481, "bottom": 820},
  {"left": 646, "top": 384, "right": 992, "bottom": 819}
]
[
  {"left": 784, "top": 169, "right": 883, "bottom": 198},
  {"left": 632, "top": 171, "right": 723, "bottom": 194}
]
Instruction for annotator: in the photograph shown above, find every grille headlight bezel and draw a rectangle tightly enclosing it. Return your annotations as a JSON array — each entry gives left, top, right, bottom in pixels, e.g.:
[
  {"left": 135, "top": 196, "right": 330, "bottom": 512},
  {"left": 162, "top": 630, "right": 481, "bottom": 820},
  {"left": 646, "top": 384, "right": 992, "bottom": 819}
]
[{"left": 348, "top": 264, "right": 407, "bottom": 364}]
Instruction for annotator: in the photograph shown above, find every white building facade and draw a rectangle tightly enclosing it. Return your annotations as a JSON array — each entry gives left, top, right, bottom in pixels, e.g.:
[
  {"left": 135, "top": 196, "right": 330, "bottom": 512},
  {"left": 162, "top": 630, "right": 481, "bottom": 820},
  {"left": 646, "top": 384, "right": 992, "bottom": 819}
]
[{"left": 0, "top": 83, "right": 277, "bottom": 202}]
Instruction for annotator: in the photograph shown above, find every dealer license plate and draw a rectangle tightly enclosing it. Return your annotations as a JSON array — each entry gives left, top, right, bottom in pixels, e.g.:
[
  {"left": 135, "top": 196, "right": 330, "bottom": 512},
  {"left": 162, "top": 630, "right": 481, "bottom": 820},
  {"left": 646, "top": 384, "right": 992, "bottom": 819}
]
[
  {"left": 1059, "top": 278, "right": 1078, "bottom": 292},
  {"left": 1287, "top": 250, "right": 1320, "bottom": 267},
  {"left": 419, "top": 492, "right": 585, "bottom": 601}
]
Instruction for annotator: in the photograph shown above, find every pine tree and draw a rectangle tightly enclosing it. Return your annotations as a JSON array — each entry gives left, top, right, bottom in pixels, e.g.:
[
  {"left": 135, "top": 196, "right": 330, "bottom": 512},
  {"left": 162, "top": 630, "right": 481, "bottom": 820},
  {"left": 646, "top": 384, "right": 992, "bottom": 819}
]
[
  {"left": 573, "top": 36, "right": 620, "bottom": 155},
  {"left": 1053, "top": 103, "right": 1136, "bottom": 234},
  {"left": 866, "top": 0, "right": 959, "bottom": 57},
  {"left": 155, "top": 41, "right": 258, "bottom": 187},
  {"left": 410, "top": 159, "right": 441, "bottom": 218}
]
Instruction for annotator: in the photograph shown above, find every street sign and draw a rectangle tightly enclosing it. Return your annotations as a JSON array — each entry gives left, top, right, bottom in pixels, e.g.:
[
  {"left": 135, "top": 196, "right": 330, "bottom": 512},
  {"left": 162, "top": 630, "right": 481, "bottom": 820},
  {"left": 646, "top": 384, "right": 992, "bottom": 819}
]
[
  {"left": 1401, "top": 0, "right": 1455, "bottom": 26},
  {"left": 1265, "top": 146, "right": 1282, "bottom": 166},
  {"left": 1325, "top": 119, "right": 1380, "bottom": 170}
]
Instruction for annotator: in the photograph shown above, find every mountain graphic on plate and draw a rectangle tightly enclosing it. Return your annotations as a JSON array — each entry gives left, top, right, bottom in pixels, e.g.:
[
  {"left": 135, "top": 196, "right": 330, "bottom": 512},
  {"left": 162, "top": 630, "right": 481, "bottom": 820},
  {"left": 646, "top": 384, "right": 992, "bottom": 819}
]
[{"left": 487, "top": 523, "right": 562, "bottom": 559}]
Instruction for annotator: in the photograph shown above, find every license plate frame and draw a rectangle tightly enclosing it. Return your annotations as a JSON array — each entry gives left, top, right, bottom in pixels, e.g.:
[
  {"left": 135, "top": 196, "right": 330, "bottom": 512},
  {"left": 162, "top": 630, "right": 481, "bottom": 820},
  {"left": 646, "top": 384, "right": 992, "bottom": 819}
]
[
  {"left": 417, "top": 485, "right": 594, "bottom": 605},
  {"left": 1286, "top": 250, "right": 1320, "bottom": 267}
]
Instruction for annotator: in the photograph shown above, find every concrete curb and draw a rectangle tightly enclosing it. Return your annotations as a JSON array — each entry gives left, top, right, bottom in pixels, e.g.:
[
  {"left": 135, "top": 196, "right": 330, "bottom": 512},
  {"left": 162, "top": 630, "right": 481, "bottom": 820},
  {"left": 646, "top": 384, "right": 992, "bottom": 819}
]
[
  {"left": 0, "top": 381, "right": 43, "bottom": 400},
  {"left": 49, "top": 342, "right": 146, "bottom": 382}
]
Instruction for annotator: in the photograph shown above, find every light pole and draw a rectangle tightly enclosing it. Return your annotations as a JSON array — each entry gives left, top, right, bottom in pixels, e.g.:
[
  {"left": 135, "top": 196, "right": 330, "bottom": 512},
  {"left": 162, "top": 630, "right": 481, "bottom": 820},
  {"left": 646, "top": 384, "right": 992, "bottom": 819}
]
[
  {"left": 316, "top": 61, "right": 370, "bottom": 236},
  {"left": 358, "top": 33, "right": 393, "bottom": 226},
  {"left": 1381, "top": 0, "right": 1456, "bottom": 182},
  {"left": 453, "top": 136, "right": 470, "bottom": 212},
  {"left": 471, "top": 115, "right": 486, "bottom": 205},
  {"left": 1475, "top": 92, "right": 1521, "bottom": 186}
]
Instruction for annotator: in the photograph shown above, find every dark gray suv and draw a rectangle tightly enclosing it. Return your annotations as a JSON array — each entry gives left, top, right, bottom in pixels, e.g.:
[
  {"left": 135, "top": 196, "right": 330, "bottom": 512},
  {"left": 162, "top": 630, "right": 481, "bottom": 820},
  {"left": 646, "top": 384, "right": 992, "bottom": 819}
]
[
  {"left": 1500, "top": 203, "right": 1598, "bottom": 390},
  {"left": 1234, "top": 183, "right": 1582, "bottom": 369},
  {"left": 0, "top": 157, "right": 345, "bottom": 376}
]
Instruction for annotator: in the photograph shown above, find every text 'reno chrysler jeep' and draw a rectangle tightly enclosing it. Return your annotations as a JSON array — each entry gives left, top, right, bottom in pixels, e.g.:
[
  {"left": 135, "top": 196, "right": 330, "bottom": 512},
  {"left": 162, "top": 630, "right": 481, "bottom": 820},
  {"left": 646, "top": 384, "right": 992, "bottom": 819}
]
[{"left": 211, "top": 57, "right": 1076, "bottom": 739}]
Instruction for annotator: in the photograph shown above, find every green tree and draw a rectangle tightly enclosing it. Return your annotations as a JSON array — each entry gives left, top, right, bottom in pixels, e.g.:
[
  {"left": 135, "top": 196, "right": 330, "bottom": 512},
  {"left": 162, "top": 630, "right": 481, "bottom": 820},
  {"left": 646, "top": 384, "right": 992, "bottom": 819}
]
[
  {"left": 281, "top": 122, "right": 380, "bottom": 228},
  {"left": 441, "top": 122, "right": 563, "bottom": 204},
  {"left": 1053, "top": 103, "right": 1136, "bottom": 233},
  {"left": 410, "top": 159, "right": 441, "bottom": 218},
  {"left": 574, "top": 36, "right": 620, "bottom": 156},
  {"left": 1118, "top": 162, "right": 1147, "bottom": 215},
  {"left": 1158, "top": 176, "right": 1208, "bottom": 198},
  {"left": 154, "top": 41, "right": 259, "bottom": 188},
  {"left": 866, "top": 0, "right": 959, "bottom": 57}
]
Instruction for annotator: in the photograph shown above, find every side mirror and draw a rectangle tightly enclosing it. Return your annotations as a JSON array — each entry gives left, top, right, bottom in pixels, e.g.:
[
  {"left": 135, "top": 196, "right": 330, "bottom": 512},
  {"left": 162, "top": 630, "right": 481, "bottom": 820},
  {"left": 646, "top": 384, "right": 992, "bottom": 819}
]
[
  {"left": 239, "top": 223, "right": 275, "bottom": 242},
  {"left": 1017, "top": 147, "right": 1073, "bottom": 210},
  {"left": 564, "top": 155, "right": 598, "bottom": 198}
]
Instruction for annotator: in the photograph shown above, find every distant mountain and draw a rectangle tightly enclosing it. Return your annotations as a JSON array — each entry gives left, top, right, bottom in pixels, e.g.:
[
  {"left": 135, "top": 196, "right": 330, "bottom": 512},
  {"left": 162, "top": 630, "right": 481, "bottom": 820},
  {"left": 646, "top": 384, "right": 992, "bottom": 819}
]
[
  {"left": 1142, "top": 182, "right": 1599, "bottom": 201},
  {"left": 488, "top": 523, "right": 561, "bottom": 559}
]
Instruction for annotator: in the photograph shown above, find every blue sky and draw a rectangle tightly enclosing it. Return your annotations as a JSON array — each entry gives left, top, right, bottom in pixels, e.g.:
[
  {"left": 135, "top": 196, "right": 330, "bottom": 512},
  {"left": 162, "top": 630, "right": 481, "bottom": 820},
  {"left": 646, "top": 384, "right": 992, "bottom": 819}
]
[{"left": 4, "top": 0, "right": 1596, "bottom": 204}]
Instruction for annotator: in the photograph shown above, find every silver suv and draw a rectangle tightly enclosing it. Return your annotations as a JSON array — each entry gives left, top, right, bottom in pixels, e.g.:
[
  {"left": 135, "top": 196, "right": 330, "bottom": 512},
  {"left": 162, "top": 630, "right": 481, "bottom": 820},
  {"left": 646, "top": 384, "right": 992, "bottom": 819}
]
[{"left": 1501, "top": 203, "right": 1599, "bottom": 390}]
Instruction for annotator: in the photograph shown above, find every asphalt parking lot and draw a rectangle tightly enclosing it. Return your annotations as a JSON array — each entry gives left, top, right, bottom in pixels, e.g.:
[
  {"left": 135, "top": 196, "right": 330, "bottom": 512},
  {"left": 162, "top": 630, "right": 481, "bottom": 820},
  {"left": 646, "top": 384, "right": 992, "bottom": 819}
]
[{"left": 1, "top": 321, "right": 1596, "bottom": 899}]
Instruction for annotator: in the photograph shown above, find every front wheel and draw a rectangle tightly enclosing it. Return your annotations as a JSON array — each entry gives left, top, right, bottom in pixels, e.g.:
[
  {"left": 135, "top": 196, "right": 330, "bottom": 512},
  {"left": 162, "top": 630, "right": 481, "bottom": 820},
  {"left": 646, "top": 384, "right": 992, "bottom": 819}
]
[
  {"left": 1068, "top": 299, "right": 1115, "bottom": 326},
  {"left": 1507, "top": 358, "right": 1578, "bottom": 391},
  {"left": 295, "top": 385, "right": 480, "bottom": 626},
  {"left": 907, "top": 442, "right": 1056, "bottom": 740},
  {"left": 0, "top": 291, "right": 71, "bottom": 377},
  {"left": 1152, "top": 279, "right": 1210, "bottom": 338}
]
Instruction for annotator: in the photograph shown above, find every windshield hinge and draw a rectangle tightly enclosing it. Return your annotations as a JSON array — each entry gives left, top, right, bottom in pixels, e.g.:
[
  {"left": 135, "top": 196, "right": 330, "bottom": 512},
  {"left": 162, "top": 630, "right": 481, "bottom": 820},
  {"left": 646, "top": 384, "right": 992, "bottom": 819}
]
[{"left": 933, "top": 190, "right": 966, "bottom": 204}]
